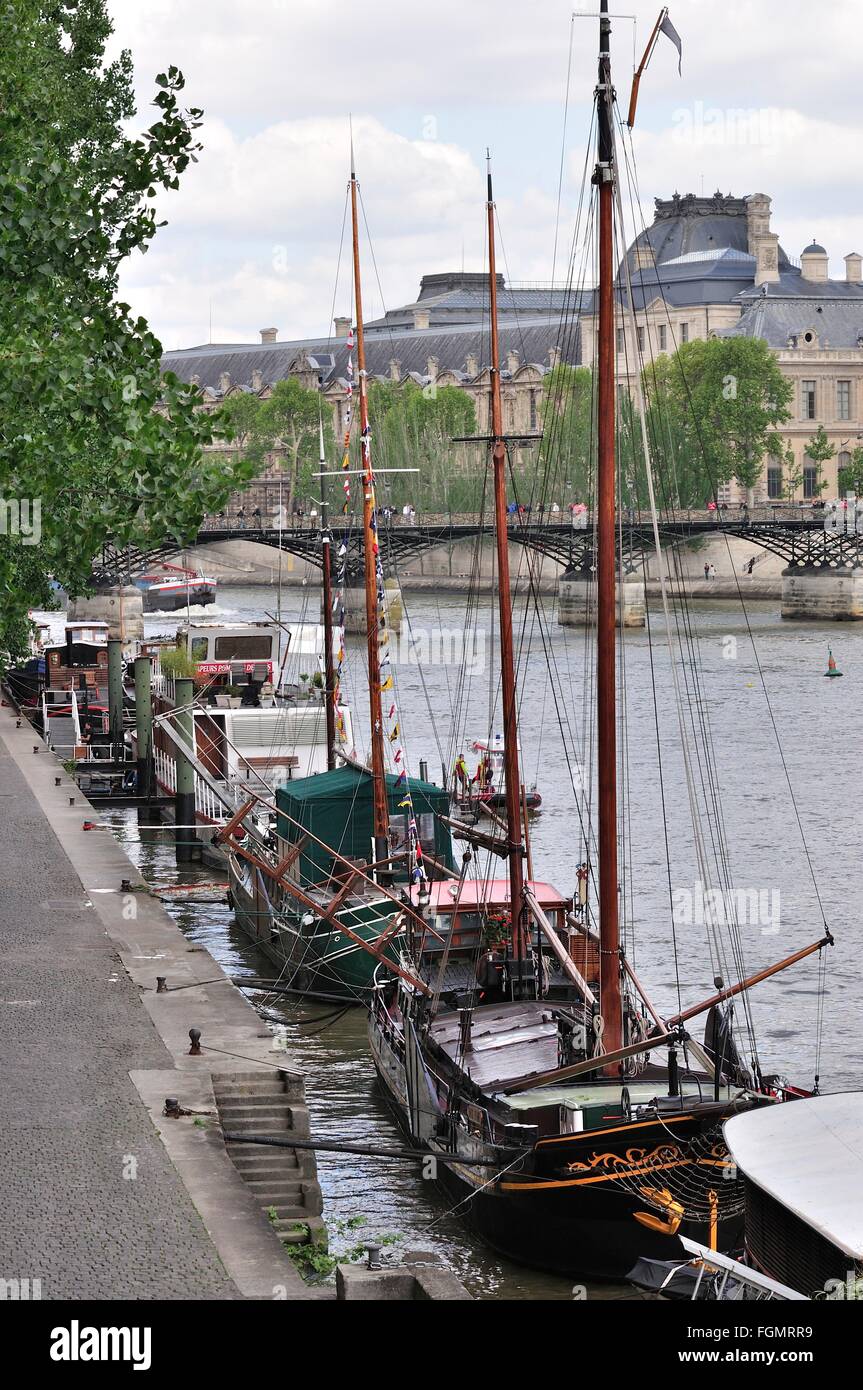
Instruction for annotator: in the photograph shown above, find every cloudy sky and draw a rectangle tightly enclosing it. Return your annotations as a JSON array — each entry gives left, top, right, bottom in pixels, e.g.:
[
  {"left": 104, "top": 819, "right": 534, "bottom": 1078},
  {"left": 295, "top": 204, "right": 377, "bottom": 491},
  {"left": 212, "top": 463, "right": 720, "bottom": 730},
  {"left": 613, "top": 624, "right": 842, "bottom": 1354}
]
[{"left": 107, "top": 0, "right": 863, "bottom": 351}]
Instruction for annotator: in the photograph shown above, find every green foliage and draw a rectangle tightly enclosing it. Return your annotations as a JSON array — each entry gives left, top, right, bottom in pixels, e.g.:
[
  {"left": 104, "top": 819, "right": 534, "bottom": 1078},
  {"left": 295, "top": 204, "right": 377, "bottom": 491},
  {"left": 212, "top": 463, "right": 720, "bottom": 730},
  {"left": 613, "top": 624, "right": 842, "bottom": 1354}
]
[
  {"left": 803, "top": 424, "right": 834, "bottom": 496},
  {"left": 282, "top": 1215, "right": 401, "bottom": 1284},
  {"left": 838, "top": 444, "right": 863, "bottom": 496},
  {"left": 365, "top": 380, "right": 477, "bottom": 510},
  {"left": 214, "top": 378, "right": 331, "bottom": 514},
  {"left": 536, "top": 364, "right": 594, "bottom": 502},
  {"left": 159, "top": 645, "right": 199, "bottom": 679},
  {"left": 766, "top": 435, "right": 802, "bottom": 499},
  {"left": 640, "top": 337, "right": 793, "bottom": 506},
  {"left": 0, "top": 1, "right": 254, "bottom": 660}
]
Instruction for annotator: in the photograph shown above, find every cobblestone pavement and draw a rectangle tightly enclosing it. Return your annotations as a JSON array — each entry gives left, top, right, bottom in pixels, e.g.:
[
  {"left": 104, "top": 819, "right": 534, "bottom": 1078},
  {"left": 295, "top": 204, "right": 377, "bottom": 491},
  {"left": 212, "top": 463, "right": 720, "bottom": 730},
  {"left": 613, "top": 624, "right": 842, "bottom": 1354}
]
[{"left": 0, "top": 734, "right": 237, "bottom": 1299}]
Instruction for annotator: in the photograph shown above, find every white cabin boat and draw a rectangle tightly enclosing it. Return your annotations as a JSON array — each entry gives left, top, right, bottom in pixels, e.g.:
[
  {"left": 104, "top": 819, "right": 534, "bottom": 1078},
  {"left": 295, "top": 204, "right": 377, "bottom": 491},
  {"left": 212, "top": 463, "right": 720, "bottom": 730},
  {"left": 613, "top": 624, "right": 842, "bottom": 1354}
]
[{"left": 147, "top": 620, "right": 354, "bottom": 829}]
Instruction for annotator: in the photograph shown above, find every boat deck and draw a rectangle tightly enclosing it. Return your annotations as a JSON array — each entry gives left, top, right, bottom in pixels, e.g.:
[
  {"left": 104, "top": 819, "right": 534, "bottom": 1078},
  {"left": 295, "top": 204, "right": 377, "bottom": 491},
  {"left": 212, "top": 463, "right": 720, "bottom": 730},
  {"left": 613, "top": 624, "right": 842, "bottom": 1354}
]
[{"left": 431, "top": 1000, "right": 561, "bottom": 1091}]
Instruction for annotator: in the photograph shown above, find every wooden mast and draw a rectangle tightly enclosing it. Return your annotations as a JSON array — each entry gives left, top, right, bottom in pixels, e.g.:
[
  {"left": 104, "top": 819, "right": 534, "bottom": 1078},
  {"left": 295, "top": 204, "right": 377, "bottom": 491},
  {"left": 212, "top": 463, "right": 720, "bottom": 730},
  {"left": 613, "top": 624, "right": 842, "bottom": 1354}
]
[
  {"left": 486, "top": 157, "right": 528, "bottom": 992},
  {"left": 594, "top": 0, "right": 623, "bottom": 1058},
  {"left": 350, "top": 151, "right": 390, "bottom": 869},
  {"left": 318, "top": 405, "right": 337, "bottom": 771}
]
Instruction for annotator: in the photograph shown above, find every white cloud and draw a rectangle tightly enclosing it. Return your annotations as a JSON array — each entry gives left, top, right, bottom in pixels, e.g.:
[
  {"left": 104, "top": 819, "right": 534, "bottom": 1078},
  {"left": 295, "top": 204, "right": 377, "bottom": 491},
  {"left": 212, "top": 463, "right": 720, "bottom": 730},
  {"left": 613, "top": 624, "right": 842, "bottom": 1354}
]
[{"left": 107, "top": 0, "right": 863, "bottom": 346}]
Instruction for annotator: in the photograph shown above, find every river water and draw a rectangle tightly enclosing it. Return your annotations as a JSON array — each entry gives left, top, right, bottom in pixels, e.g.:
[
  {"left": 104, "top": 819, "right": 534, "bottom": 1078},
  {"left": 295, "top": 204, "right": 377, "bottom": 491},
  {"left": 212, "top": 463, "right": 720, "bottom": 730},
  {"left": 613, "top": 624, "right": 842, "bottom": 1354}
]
[{"left": 85, "top": 582, "right": 861, "bottom": 1299}]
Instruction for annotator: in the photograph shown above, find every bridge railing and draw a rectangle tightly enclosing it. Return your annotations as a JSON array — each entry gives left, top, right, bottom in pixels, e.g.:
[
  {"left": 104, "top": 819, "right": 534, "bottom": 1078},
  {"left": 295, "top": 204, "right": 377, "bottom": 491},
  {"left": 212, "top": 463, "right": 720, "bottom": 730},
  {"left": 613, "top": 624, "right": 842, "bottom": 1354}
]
[{"left": 198, "top": 503, "right": 832, "bottom": 533}]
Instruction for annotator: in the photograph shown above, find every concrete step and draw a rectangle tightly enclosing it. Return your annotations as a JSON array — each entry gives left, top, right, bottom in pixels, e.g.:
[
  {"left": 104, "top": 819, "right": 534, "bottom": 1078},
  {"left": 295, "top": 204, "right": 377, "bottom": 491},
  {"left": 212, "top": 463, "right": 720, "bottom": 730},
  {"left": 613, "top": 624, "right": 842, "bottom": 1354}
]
[
  {"left": 219, "top": 1113, "right": 291, "bottom": 1131},
  {"left": 274, "top": 1224, "right": 310, "bottom": 1246},
  {"left": 216, "top": 1093, "right": 290, "bottom": 1110},
  {"left": 227, "top": 1155, "right": 300, "bottom": 1174},
  {"left": 248, "top": 1180, "right": 304, "bottom": 1197},
  {"left": 218, "top": 1105, "right": 292, "bottom": 1125}
]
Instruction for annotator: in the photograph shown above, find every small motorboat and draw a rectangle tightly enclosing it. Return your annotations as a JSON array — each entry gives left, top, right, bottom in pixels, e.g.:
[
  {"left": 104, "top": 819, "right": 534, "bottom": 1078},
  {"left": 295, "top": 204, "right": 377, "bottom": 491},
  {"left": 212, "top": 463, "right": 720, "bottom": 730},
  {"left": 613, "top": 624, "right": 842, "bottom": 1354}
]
[
  {"left": 135, "top": 563, "right": 217, "bottom": 612},
  {"left": 453, "top": 734, "right": 542, "bottom": 814}
]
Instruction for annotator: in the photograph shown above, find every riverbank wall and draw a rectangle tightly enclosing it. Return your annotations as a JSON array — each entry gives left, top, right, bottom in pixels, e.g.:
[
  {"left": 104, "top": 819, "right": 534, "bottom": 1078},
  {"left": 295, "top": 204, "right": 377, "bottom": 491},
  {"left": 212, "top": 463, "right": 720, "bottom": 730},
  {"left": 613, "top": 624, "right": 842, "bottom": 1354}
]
[{"left": 0, "top": 697, "right": 321, "bottom": 1300}]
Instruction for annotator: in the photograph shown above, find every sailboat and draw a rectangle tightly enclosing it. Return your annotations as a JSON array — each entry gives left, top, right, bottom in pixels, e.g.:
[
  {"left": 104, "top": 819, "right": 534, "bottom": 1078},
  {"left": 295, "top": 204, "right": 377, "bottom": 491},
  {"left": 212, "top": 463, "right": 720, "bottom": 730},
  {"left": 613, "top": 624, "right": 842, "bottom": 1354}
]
[
  {"left": 366, "top": 3, "right": 832, "bottom": 1279},
  {"left": 218, "top": 150, "right": 456, "bottom": 1001}
]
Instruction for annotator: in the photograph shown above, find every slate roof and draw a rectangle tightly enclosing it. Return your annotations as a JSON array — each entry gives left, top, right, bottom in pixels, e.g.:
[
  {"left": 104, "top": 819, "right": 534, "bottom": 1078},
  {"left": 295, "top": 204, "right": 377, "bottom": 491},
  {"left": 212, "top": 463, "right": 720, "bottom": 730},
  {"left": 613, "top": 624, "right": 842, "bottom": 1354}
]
[
  {"left": 162, "top": 316, "right": 579, "bottom": 394},
  {"left": 725, "top": 295, "right": 863, "bottom": 349}
]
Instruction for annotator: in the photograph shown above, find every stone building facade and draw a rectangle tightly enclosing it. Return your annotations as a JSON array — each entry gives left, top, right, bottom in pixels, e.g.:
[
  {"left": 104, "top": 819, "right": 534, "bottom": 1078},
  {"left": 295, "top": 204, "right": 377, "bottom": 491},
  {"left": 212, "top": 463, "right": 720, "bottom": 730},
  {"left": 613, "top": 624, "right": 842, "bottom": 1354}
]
[{"left": 162, "top": 194, "right": 863, "bottom": 504}]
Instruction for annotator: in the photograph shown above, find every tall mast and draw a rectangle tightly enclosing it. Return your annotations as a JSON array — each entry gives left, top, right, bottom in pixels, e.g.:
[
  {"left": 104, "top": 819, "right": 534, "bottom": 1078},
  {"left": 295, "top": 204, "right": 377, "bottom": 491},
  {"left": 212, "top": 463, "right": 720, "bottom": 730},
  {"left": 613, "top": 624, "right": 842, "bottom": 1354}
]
[
  {"left": 486, "top": 157, "right": 528, "bottom": 991},
  {"left": 318, "top": 403, "right": 337, "bottom": 772},
  {"left": 350, "top": 151, "right": 390, "bottom": 868},
  {"left": 594, "top": 0, "right": 623, "bottom": 1058}
]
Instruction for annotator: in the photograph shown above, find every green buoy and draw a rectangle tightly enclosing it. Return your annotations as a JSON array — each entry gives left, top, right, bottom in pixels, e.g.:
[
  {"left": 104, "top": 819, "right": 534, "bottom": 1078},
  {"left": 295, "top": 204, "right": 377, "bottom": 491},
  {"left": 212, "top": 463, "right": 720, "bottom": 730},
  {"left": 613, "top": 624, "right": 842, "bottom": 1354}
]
[{"left": 824, "top": 648, "right": 843, "bottom": 678}]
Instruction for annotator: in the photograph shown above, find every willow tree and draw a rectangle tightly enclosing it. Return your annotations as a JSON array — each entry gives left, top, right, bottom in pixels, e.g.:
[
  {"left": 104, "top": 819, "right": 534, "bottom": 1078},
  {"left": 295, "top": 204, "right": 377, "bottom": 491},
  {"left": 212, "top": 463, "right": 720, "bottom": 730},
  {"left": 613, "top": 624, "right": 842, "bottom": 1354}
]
[
  {"left": 366, "top": 380, "right": 477, "bottom": 510},
  {"left": 216, "top": 378, "right": 331, "bottom": 515},
  {"left": 641, "top": 336, "right": 793, "bottom": 505},
  {"left": 0, "top": 0, "right": 254, "bottom": 658}
]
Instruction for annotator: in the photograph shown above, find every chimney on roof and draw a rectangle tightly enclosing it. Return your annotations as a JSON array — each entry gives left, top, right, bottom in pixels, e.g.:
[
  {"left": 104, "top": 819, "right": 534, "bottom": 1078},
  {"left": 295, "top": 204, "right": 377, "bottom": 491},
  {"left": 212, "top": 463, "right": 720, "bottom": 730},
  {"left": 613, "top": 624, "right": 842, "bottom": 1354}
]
[
  {"left": 745, "top": 193, "right": 772, "bottom": 255},
  {"left": 413, "top": 308, "right": 430, "bottom": 331},
  {"left": 548, "top": 345, "right": 561, "bottom": 369},
  {"left": 218, "top": 371, "right": 231, "bottom": 393},
  {"left": 754, "top": 233, "right": 780, "bottom": 286},
  {"left": 465, "top": 351, "right": 479, "bottom": 377},
  {"left": 633, "top": 240, "right": 654, "bottom": 271},
  {"left": 334, "top": 316, "right": 352, "bottom": 339},
  {"left": 190, "top": 373, "right": 200, "bottom": 387},
  {"left": 251, "top": 368, "right": 263, "bottom": 391},
  {"left": 389, "top": 358, "right": 401, "bottom": 382},
  {"left": 845, "top": 252, "right": 862, "bottom": 284},
  {"left": 426, "top": 355, "right": 439, "bottom": 382},
  {"left": 260, "top": 327, "right": 278, "bottom": 344},
  {"left": 506, "top": 348, "right": 520, "bottom": 375}
]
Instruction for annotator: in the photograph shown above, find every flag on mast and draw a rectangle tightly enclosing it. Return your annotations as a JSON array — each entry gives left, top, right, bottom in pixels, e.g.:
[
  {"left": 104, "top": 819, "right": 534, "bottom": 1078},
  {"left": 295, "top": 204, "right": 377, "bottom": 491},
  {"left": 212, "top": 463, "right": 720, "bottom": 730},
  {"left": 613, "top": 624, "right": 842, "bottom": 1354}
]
[{"left": 659, "top": 12, "right": 683, "bottom": 75}]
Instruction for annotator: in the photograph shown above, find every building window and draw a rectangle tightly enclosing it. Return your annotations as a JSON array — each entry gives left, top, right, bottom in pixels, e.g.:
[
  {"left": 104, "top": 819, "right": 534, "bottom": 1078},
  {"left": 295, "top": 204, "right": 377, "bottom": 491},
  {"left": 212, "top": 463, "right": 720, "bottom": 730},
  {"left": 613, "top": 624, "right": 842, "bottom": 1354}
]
[
  {"left": 803, "top": 462, "right": 819, "bottom": 498},
  {"left": 837, "top": 380, "right": 851, "bottom": 420},
  {"left": 529, "top": 390, "right": 538, "bottom": 431},
  {"left": 636, "top": 325, "right": 645, "bottom": 352},
  {"left": 616, "top": 326, "right": 624, "bottom": 353},
  {"left": 801, "top": 379, "right": 816, "bottom": 419},
  {"left": 680, "top": 321, "right": 689, "bottom": 343},
  {"left": 766, "top": 467, "right": 783, "bottom": 499},
  {"left": 658, "top": 324, "right": 667, "bottom": 351}
]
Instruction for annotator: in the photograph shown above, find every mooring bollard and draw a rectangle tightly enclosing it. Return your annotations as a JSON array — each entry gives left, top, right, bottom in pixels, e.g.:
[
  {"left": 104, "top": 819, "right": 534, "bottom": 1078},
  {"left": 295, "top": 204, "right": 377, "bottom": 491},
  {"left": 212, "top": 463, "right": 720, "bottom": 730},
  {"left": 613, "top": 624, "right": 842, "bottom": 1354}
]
[
  {"left": 121, "top": 878, "right": 132, "bottom": 893},
  {"left": 188, "top": 1027, "right": 202, "bottom": 1056},
  {"left": 55, "top": 776, "right": 61, "bottom": 787},
  {"left": 365, "top": 1242, "right": 382, "bottom": 1270},
  {"left": 156, "top": 977, "right": 167, "bottom": 994},
  {"left": 69, "top": 796, "right": 75, "bottom": 806},
  {"left": 164, "top": 1098, "right": 181, "bottom": 1118},
  {"left": 32, "top": 745, "right": 39, "bottom": 753}
]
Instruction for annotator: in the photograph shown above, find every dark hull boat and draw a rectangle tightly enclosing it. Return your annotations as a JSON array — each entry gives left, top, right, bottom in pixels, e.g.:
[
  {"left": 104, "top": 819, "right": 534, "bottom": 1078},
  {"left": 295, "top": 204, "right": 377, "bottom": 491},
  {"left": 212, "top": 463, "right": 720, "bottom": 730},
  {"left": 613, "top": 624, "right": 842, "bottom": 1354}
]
[{"left": 371, "top": 990, "right": 750, "bottom": 1279}]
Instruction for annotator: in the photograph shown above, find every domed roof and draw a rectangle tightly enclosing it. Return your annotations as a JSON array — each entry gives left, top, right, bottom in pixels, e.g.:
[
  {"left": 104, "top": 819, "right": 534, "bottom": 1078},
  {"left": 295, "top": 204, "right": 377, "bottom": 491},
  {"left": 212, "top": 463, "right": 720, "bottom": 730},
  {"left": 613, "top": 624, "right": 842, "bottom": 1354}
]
[
  {"left": 802, "top": 241, "right": 827, "bottom": 255},
  {"left": 631, "top": 193, "right": 791, "bottom": 270}
]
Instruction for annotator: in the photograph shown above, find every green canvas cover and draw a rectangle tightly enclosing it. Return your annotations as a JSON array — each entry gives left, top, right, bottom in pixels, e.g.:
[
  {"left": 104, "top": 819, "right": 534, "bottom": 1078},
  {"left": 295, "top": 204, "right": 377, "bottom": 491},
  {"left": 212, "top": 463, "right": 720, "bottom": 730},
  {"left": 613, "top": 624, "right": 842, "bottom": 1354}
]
[{"left": 276, "top": 764, "right": 454, "bottom": 885}]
